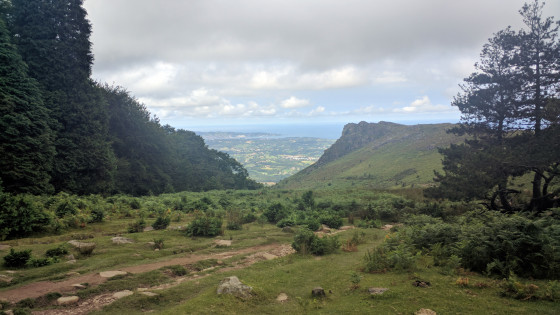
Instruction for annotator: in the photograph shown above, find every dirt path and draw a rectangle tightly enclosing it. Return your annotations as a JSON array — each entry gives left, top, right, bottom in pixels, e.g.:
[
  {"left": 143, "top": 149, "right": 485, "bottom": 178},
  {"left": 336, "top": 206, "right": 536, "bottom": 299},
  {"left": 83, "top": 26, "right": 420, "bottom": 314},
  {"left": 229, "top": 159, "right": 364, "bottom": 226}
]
[{"left": 0, "top": 243, "right": 286, "bottom": 303}]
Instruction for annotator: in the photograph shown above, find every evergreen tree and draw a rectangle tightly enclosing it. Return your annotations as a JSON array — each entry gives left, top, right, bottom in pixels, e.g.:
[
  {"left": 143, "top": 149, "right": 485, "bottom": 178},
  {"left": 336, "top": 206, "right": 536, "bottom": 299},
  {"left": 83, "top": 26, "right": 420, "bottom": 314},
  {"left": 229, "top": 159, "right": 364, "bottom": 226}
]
[{"left": 0, "top": 17, "right": 55, "bottom": 194}]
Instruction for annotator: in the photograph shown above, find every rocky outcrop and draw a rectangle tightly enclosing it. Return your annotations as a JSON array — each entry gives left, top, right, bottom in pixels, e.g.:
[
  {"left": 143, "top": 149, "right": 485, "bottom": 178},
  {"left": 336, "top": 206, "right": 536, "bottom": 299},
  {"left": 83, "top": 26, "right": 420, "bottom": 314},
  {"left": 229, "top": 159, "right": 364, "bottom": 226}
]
[{"left": 216, "top": 276, "right": 252, "bottom": 298}]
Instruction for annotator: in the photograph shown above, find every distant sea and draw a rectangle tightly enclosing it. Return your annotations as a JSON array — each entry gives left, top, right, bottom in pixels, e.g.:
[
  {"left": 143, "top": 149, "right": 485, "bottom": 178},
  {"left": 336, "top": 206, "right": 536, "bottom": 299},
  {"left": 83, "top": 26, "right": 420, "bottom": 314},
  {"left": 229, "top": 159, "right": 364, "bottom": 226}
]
[
  {"left": 192, "top": 120, "right": 456, "bottom": 140},
  {"left": 193, "top": 123, "right": 346, "bottom": 140}
]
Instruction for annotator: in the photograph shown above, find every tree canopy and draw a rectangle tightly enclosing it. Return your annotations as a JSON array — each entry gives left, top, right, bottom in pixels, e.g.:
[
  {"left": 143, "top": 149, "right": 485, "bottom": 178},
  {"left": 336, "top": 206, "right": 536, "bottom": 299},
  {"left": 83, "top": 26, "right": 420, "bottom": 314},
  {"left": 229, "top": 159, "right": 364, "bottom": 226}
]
[{"left": 427, "top": 0, "right": 560, "bottom": 213}]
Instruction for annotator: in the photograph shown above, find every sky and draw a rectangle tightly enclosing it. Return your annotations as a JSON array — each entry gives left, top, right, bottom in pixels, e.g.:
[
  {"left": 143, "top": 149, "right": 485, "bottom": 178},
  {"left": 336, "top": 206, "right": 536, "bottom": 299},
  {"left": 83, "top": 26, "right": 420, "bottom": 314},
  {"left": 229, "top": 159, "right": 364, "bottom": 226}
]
[{"left": 83, "top": 0, "right": 560, "bottom": 130}]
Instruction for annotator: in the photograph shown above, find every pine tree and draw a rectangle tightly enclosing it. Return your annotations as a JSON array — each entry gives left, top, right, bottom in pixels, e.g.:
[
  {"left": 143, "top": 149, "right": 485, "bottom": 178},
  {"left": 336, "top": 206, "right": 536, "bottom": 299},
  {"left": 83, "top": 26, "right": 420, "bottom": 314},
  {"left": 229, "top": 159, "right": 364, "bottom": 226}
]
[{"left": 0, "top": 17, "right": 55, "bottom": 194}]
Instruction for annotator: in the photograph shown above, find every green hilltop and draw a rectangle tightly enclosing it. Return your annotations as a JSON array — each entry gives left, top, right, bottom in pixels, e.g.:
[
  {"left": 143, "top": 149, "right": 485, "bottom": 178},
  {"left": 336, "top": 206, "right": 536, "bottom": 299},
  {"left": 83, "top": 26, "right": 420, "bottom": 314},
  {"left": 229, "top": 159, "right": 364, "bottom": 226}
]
[{"left": 277, "top": 121, "right": 463, "bottom": 190}]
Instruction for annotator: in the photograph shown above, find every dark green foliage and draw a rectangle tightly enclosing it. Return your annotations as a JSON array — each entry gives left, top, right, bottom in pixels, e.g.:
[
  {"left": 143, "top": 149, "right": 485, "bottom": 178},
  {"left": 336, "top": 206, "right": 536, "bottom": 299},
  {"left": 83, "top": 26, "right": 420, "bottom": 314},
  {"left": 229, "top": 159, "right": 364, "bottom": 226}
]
[
  {"left": 27, "top": 257, "right": 54, "bottom": 268},
  {"left": 0, "top": 17, "right": 55, "bottom": 194},
  {"left": 3, "top": 248, "right": 31, "bottom": 268},
  {"left": 45, "top": 245, "right": 68, "bottom": 258},
  {"left": 263, "top": 202, "right": 289, "bottom": 223},
  {"left": 240, "top": 212, "right": 257, "bottom": 224},
  {"left": 0, "top": 193, "right": 51, "bottom": 240},
  {"left": 185, "top": 216, "right": 223, "bottom": 237},
  {"left": 319, "top": 214, "right": 343, "bottom": 229},
  {"left": 89, "top": 205, "right": 105, "bottom": 223},
  {"left": 164, "top": 265, "right": 187, "bottom": 276},
  {"left": 127, "top": 218, "right": 146, "bottom": 233},
  {"left": 152, "top": 216, "right": 170, "bottom": 230},
  {"left": 291, "top": 228, "right": 340, "bottom": 255},
  {"left": 276, "top": 217, "right": 297, "bottom": 228}
]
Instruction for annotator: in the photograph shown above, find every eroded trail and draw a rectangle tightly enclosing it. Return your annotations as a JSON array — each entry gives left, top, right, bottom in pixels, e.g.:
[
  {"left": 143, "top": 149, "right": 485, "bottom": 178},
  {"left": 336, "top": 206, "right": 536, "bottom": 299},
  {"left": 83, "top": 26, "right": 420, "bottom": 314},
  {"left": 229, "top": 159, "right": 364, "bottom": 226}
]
[{"left": 0, "top": 242, "right": 288, "bottom": 304}]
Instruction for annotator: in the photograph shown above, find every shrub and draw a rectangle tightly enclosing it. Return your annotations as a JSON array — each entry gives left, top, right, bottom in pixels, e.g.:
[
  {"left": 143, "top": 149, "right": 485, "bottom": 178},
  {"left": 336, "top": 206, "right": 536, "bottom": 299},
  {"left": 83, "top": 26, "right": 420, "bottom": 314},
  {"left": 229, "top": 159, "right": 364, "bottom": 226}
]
[
  {"left": 291, "top": 229, "right": 340, "bottom": 255},
  {"left": 0, "top": 194, "right": 52, "bottom": 240},
  {"left": 128, "top": 218, "right": 146, "bottom": 233},
  {"left": 240, "top": 212, "right": 257, "bottom": 224},
  {"left": 4, "top": 248, "right": 31, "bottom": 268},
  {"left": 152, "top": 216, "right": 170, "bottom": 230},
  {"left": 89, "top": 205, "right": 105, "bottom": 223},
  {"left": 185, "top": 216, "right": 223, "bottom": 237},
  {"left": 153, "top": 238, "right": 164, "bottom": 250},
  {"left": 226, "top": 220, "right": 242, "bottom": 230},
  {"left": 263, "top": 202, "right": 290, "bottom": 223},
  {"left": 363, "top": 247, "right": 390, "bottom": 273},
  {"left": 319, "top": 214, "right": 343, "bottom": 229},
  {"left": 276, "top": 217, "right": 296, "bottom": 228},
  {"left": 27, "top": 257, "right": 55, "bottom": 268},
  {"left": 45, "top": 245, "right": 68, "bottom": 258}
]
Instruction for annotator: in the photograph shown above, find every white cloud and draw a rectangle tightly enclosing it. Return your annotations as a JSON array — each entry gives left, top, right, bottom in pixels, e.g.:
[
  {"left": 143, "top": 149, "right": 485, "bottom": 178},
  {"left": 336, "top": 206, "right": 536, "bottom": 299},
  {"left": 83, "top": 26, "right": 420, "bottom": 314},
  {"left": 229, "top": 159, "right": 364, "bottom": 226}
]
[
  {"left": 373, "top": 71, "right": 407, "bottom": 84},
  {"left": 394, "top": 96, "right": 455, "bottom": 113},
  {"left": 308, "top": 106, "right": 326, "bottom": 116},
  {"left": 281, "top": 96, "right": 311, "bottom": 109}
]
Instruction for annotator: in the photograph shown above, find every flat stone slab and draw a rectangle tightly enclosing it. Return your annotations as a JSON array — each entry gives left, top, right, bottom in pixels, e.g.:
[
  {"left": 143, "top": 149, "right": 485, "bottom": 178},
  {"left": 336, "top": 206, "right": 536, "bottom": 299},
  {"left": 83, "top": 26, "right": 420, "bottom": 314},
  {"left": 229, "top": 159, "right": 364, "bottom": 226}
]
[
  {"left": 112, "top": 237, "right": 134, "bottom": 244},
  {"left": 140, "top": 291, "right": 158, "bottom": 297},
  {"left": 99, "top": 270, "right": 127, "bottom": 278},
  {"left": 57, "top": 296, "right": 79, "bottom": 305},
  {"left": 143, "top": 226, "right": 154, "bottom": 232},
  {"left": 68, "top": 240, "right": 96, "bottom": 249},
  {"left": 215, "top": 240, "right": 232, "bottom": 247},
  {"left": 261, "top": 253, "right": 277, "bottom": 260},
  {"left": 72, "top": 284, "right": 87, "bottom": 289},
  {"left": 276, "top": 293, "right": 288, "bottom": 302},
  {"left": 113, "top": 290, "right": 134, "bottom": 299}
]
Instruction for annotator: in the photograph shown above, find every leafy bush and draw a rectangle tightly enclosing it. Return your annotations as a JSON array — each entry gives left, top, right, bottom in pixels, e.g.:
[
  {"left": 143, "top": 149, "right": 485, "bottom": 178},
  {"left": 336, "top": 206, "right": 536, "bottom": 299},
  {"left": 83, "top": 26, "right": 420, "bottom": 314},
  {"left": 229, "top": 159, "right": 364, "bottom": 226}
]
[
  {"left": 319, "top": 214, "right": 343, "bottom": 229},
  {"left": 45, "top": 245, "right": 68, "bottom": 258},
  {"left": 152, "top": 216, "right": 170, "bottom": 230},
  {"left": 226, "top": 220, "right": 242, "bottom": 230},
  {"left": 363, "top": 247, "right": 390, "bottom": 273},
  {"left": 185, "top": 216, "right": 223, "bottom": 237},
  {"left": 0, "top": 194, "right": 52, "bottom": 240},
  {"left": 276, "top": 217, "right": 296, "bottom": 228},
  {"left": 291, "top": 228, "right": 340, "bottom": 255},
  {"left": 4, "top": 248, "right": 32, "bottom": 268},
  {"left": 128, "top": 218, "right": 146, "bottom": 233},
  {"left": 263, "top": 202, "right": 290, "bottom": 223},
  {"left": 27, "top": 257, "right": 55, "bottom": 268},
  {"left": 240, "top": 212, "right": 257, "bottom": 224},
  {"left": 89, "top": 205, "right": 105, "bottom": 223}
]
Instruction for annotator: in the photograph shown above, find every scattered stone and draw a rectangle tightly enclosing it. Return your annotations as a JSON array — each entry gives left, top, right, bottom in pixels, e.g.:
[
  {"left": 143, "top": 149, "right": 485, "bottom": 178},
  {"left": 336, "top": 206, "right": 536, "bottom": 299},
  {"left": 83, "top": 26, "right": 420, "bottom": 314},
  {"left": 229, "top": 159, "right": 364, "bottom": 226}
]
[
  {"left": 66, "top": 272, "right": 80, "bottom": 277},
  {"left": 0, "top": 275, "right": 13, "bottom": 284},
  {"left": 412, "top": 280, "right": 431, "bottom": 288},
  {"left": 147, "top": 242, "right": 156, "bottom": 247},
  {"left": 99, "top": 270, "right": 127, "bottom": 278},
  {"left": 311, "top": 287, "right": 326, "bottom": 297},
  {"left": 137, "top": 287, "right": 149, "bottom": 292},
  {"left": 415, "top": 309, "right": 437, "bottom": 315},
  {"left": 68, "top": 240, "right": 95, "bottom": 248},
  {"left": 0, "top": 244, "right": 11, "bottom": 250},
  {"left": 112, "top": 237, "right": 134, "bottom": 244},
  {"left": 57, "top": 296, "right": 79, "bottom": 305},
  {"left": 154, "top": 248, "right": 159, "bottom": 251},
  {"left": 381, "top": 224, "right": 394, "bottom": 231},
  {"left": 72, "top": 284, "right": 87, "bottom": 289},
  {"left": 113, "top": 290, "right": 134, "bottom": 299},
  {"left": 4, "top": 270, "right": 15, "bottom": 274},
  {"left": 140, "top": 291, "right": 158, "bottom": 297},
  {"left": 216, "top": 276, "right": 252, "bottom": 298},
  {"left": 368, "top": 287, "right": 389, "bottom": 295},
  {"left": 66, "top": 260, "right": 76, "bottom": 264},
  {"left": 276, "top": 293, "right": 288, "bottom": 302},
  {"left": 215, "top": 240, "right": 232, "bottom": 247},
  {"left": 143, "top": 226, "right": 154, "bottom": 232},
  {"left": 66, "top": 254, "right": 75, "bottom": 260},
  {"left": 261, "top": 253, "right": 277, "bottom": 260}
]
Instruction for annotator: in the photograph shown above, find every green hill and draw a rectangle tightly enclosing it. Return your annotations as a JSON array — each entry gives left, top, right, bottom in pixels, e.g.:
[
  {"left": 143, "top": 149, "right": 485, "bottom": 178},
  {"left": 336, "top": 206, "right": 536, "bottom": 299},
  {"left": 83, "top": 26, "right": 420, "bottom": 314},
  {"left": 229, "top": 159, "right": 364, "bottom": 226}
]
[{"left": 277, "top": 121, "right": 463, "bottom": 190}]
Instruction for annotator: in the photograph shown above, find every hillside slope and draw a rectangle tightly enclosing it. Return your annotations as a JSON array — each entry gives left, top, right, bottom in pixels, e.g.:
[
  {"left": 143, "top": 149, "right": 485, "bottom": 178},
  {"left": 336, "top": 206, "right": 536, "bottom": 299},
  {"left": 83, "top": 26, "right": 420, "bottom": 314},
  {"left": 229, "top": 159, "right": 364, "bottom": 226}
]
[{"left": 276, "top": 121, "right": 462, "bottom": 190}]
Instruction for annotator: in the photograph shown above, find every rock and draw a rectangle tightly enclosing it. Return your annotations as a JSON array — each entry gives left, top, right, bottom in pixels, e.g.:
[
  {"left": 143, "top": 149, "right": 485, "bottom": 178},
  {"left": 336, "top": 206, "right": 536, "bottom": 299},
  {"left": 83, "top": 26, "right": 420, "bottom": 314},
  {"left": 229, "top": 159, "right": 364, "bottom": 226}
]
[
  {"left": 137, "top": 287, "right": 149, "bottom": 292},
  {"left": 321, "top": 224, "right": 331, "bottom": 233},
  {"left": 216, "top": 276, "right": 252, "bottom": 298},
  {"left": 0, "top": 244, "right": 11, "bottom": 250},
  {"left": 66, "top": 272, "right": 80, "bottom": 277},
  {"left": 415, "top": 309, "right": 437, "bottom": 315},
  {"left": 215, "top": 240, "right": 232, "bottom": 247},
  {"left": 112, "top": 237, "right": 133, "bottom": 244},
  {"left": 68, "top": 240, "right": 95, "bottom": 248},
  {"left": 412, "top": 280, "right": 431, "bottom": 288},
  {"left": 140, "top": 291, "right": 158, "bottom": 297},
  {"left": 99, "top": 270, "right": 127, "bottom": 278},
  {"left": 143, "top": 226, "right": 154, "bottom": 232},
  {"left": 57, "top": 296, "right": 79, "bottom": 305},
  {"left": 261, "top": 253, "right": 277, "bottom": 260},
  {"left": 66, "top": 260, "right": 76, "bottom": 264},
  {"left": 0, "top": 275, "right": 13, "bottom": 284},
  {"left": 113, "top": 290, "right": 134, "bottom": 299},
  {"left": 66, "top": 254, "right": 75, "bottom": 260},
  {"left": 311, "top": 287, "right": 326, "bottom": 297},
  {"left": 368, "top": 287, "right": 389, "bottom": 295},
  {"left": 276, "top": 293, "right": 288, "bottom": 302},
  {"left": 339, "top": 226, "right": 354, "bottom": 231},
  {"left": 72, "top": 284, "right": 86, "bottom": 289}
]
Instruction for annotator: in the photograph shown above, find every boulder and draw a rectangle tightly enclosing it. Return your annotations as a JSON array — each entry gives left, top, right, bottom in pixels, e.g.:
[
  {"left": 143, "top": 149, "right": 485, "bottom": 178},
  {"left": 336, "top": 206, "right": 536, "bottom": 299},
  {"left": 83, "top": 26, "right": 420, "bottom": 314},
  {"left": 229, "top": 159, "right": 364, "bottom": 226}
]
[
  {"left": 216, "top": 276, "right": 252, "bottom": 298},
  {"left": 99, "top": 270, "right": 127, "bottom": 278},
  {"left": 113, "top": 290, "right": 134, "bottom": 299},
  {"left": 112, "top": 237, "right": 133, "bottom": 244},
  {"left": 57, "top": 296, "right": 79, "bottom": 305},
  {"left": 276, "top": 293, "right": 288, "bottom": 302},
  {"left": 415, "top": 309, "right": 437, "bottom": 315},
  {"left": 311, "top": 287, "right": 326, "bottom": 297}
]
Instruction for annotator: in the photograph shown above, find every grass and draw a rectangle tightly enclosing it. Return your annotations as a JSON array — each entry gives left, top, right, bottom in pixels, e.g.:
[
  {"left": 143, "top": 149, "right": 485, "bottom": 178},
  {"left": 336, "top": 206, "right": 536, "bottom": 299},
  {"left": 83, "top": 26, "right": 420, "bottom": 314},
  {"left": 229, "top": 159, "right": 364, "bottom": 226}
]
[{"left": 91, "top": 227, "right": 559, "bottom": 314}]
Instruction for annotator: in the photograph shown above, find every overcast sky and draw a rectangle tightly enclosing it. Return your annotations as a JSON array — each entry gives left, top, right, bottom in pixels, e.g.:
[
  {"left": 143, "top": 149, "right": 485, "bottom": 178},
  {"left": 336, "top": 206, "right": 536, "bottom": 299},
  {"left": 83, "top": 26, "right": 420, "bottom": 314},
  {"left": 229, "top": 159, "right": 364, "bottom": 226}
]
[{"left": 83, "top": 0, "right": 559, "bottom": 129}]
